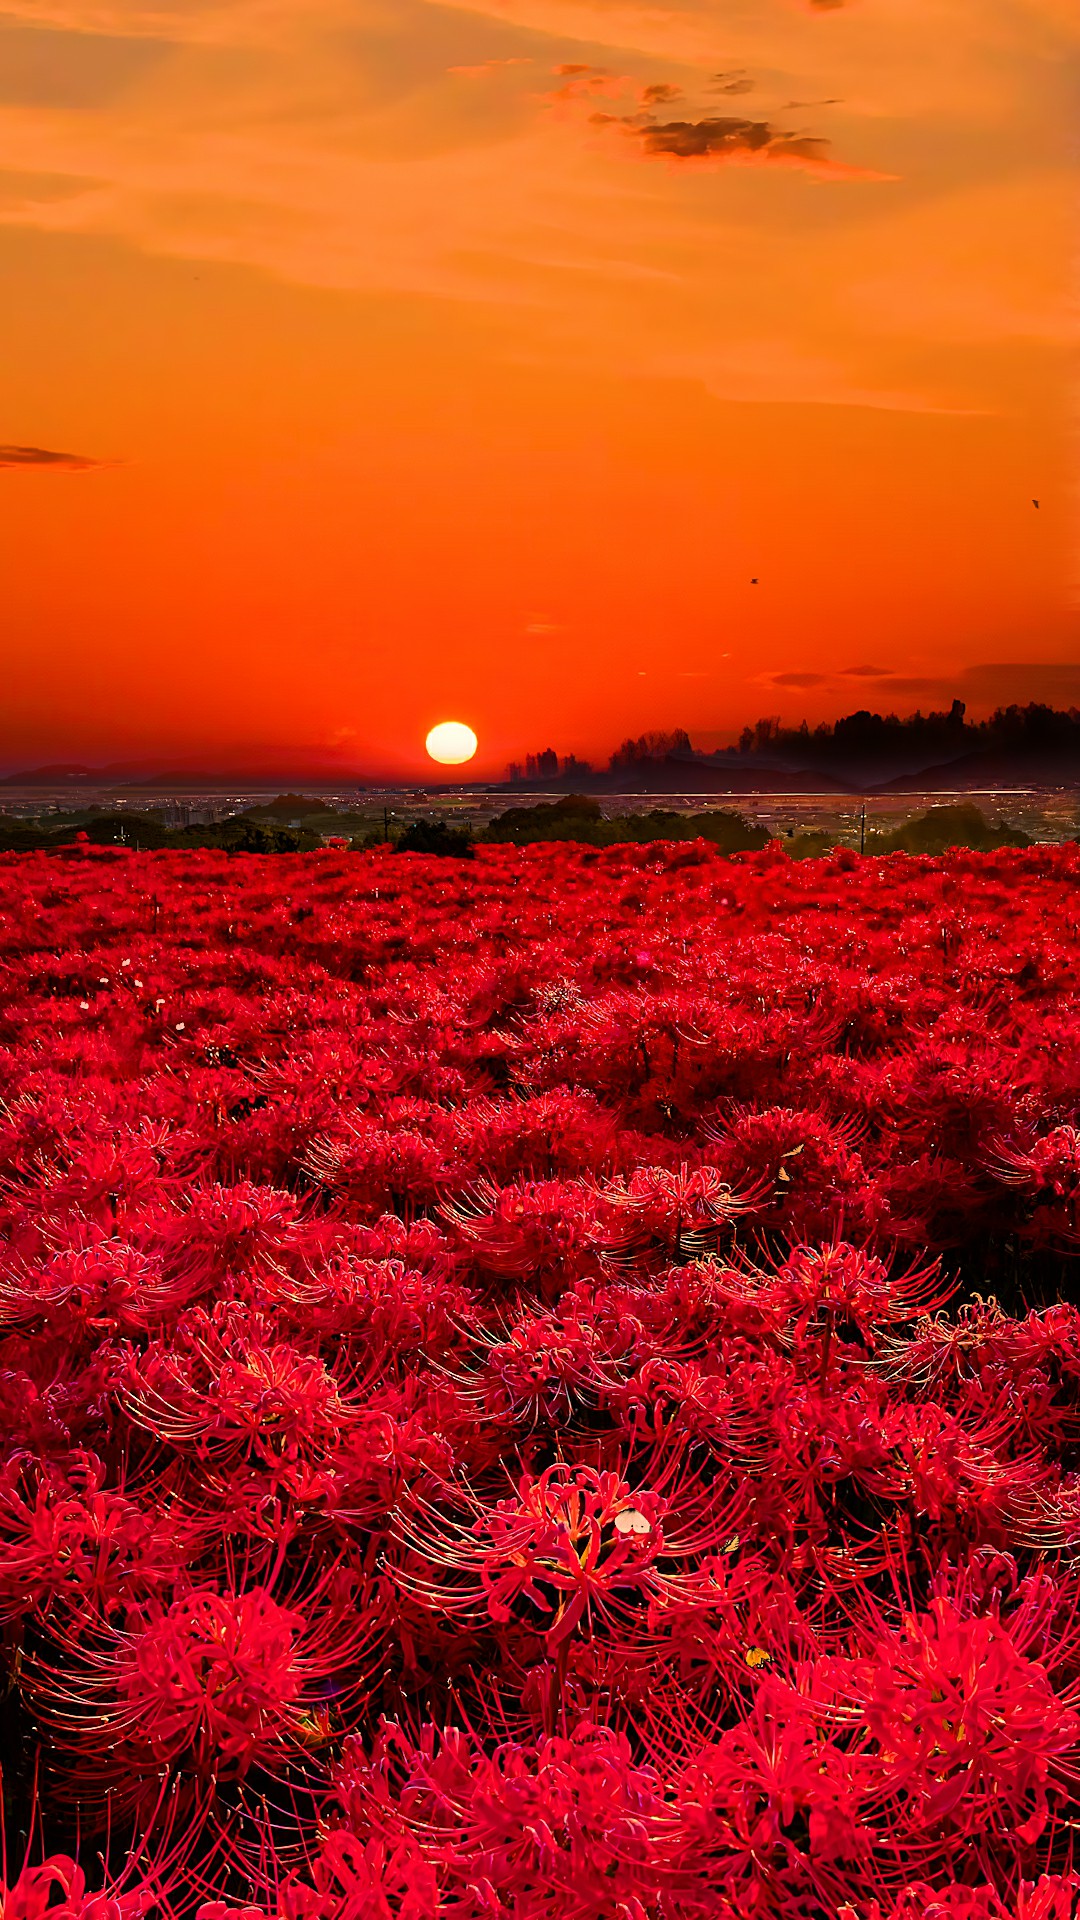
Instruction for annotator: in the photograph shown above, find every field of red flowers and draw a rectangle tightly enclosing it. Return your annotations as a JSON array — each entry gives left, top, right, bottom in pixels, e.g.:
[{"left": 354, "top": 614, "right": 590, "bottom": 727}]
[{"left": 3, "top": 838, "right": 1080, "bottom": 1918}]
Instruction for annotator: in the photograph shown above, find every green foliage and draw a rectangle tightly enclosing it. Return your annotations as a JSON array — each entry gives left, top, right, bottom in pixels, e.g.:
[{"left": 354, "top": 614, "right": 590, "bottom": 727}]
[
  {"left": 484, "top": 795, "right": 605, "bottom": 845},
  {"left": 869, "top": 804, "right": 1032, "bottom": 855},
  {"left": 483, "top": 797, "right": 768, "bottom": 851},
  {"left": 785, "top": 830, "right": 840, "bottom": 860},
  {"left": 0, "top": 809, "right": 172, "bottom": 852},
  {"left": 682, "top": 810, "right": 771, "bottom": 852},
  {"left": 172, "top": 819, "right": 323, "bottom": 853},
  {"left": 396, "top": 818, "right": 476, "bottom": 858},
  {"left": 77, "top": 811, "right": 172, "bottom": 849},
  {"left": 0, "top": 820, "right": 57, "bottom": 852},
  {"left": 239, "top": 794, "right": 328, "bottom": 821}
]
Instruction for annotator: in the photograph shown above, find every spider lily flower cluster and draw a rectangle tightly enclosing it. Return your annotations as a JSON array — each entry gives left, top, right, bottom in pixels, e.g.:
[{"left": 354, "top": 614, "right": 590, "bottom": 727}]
[{"left": 1, "top": 838, "right": 1080, "bottom": 1915}]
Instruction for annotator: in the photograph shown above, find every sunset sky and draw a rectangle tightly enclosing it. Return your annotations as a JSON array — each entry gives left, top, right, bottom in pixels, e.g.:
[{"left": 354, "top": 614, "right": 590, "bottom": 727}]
[{"left": 0, "top": 0, "right": 1077, "bottom": 777}]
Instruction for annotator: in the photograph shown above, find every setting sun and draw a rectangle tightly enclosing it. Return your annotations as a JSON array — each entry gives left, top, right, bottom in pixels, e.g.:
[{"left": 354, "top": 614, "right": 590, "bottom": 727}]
[{"left": 425, "top": 721, "right": 478, "bottom": 766}]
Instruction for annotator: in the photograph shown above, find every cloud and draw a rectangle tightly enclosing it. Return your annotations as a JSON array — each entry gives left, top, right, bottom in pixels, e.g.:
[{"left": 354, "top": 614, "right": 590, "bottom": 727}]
[
  {"left": 635, "top": 117, "right": 831, "bottom": 164},
  {"left": 0, "top": 445, "right": 105, "bottom": 469},
  {"left": 0, "top": 0, "right": 1062, "bottom": 429},
  {"left": 0, "top": 166, "right": 98, "bottom": 210},
  {"left": 757, "top": 662, "right": 1080, "bottom": 711},
  {"left": 448, "top": 57, "right": 532, "bottom": 78},
  {"left": 549, "top": 63, "right": 625, "bottom": 103},
  {"left": 873, "top": 663, "right": 1080, "bottom": 709},
  {"left": 708, "top": 72, "right": 755, "bottom": 97},
  {"left": 0, "top": 16, "right": 171, "bottom": 109},
  {"left": 640, "top": 82, "right": 683, "bottom": 106},
  {"left": 588, "top": 106, "right": 897, "bottom": 179}
]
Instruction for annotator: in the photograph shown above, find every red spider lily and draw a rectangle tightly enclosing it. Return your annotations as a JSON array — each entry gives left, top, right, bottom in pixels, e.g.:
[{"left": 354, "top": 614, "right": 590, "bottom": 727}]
[
  {"left": 767, "top": 1242, "right": 953, "bottom": 1348},
  {"left": 662, "top": 1683, "right": 879, "bottom": 1896},
  {"left": 263, "top": 1252, "right": 473, "bottom": 1362},
  {"left": 0, "top": 1451, "right": 189, "bottom": 1621},
  {"left": 4, "top": 843, "right": 1080, "bottom": 1904},
  {"left": 878, "top": 1153, "right": 996, "bottom": 1250},
  {"left": 440, "top": 1178, "right": 601, "bottom": 1291},
  {"left": 0, "top": 1854, "right": 159, "bottom": 1920},
  {"left": 849, "top": 1573, "right": 1080, "bottom": 1850},
  {"left": 118, "top": 1304, "right": 362, "bottom": 1499},
  {"left": 395, "top": 1459, "right": 737, "bottom": 1649},
  {"left": 837, "top": 1877, "right": 1080, "bottom": 1920},
  {"left": 158, "top": 1182, "right": 307, "bottom": 1289},
  {"left": 443, "top": 1309, "right": 609, "bottom": 1431},
  {"left": 707, "top": 1106, "right": 883, "bottom": 1245},
  {"left": 303, "top": 1119, "right": 451, "bottom": 1220},
  {"left": 0, "top": 1239, "right": 187, "bottom": 1339},
  {"left": 594, "top": 1162, "right": 757, "bottom": 1266},
  {"left": 450, "top": 1090, "right": 624, "bottom": 1183},
  {"left": 988, "top": 1129, "right": 1080, "bottom": 1198},
  {"left": 985, "top": 1128, "right": 1080, "bottom": 1245},
  {"left": 25, "top": 1571, "right": 382, "bottom": 1808},
  {"left": 330, "top": 1719, "right": 667, "bottom": 1914}
]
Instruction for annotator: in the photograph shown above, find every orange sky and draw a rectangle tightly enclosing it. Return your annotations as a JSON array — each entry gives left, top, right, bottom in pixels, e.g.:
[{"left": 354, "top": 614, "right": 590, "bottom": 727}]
[{"left": 0, "top": 0, "right": 1077, "bottom": 777}]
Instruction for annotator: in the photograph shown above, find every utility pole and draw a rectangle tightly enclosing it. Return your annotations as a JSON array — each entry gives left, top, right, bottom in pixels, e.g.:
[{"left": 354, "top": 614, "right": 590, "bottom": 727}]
[
  {"left": 859, "top": 803, "right": 866, "bottom": 856},
  {"left": 383, "top": 806, "right": 390, "bottom": 842}
]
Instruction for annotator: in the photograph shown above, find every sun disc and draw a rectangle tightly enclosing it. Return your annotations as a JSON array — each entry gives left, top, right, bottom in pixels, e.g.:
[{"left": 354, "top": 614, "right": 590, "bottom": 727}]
[{"left": 426, "top": 721, "right": 478, "bottom": 766}]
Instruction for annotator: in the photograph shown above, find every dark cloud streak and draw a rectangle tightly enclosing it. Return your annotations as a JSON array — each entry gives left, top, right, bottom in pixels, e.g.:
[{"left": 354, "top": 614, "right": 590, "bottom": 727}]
[
  {"left": 0, "top": 445, "right": 105, "bottom": 470},
  {"left": 630, "top": 116, "right": 832, "bottom": 164},
  {"left": 759, "top": 663, "right": 1080, "bottom": 710}
]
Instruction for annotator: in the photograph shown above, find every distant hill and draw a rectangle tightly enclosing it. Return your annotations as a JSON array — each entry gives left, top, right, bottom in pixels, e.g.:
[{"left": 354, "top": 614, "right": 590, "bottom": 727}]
[
  {"left": 0, "top": 761, "right": 165, "bottom": 785},
  {"left": 0, "top": 763, "right": 97, "bottom": 785},
  {"left": 880, "top": 746, "right": 1080, "bottom": 792}
]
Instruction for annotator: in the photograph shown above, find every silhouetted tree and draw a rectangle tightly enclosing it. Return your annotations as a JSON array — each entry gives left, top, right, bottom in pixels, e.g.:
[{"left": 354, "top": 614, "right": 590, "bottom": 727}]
[
  {"left": 397, "top": 818, "right": 475, "bottom": 858},
  {"left": 609, "top": 729, "right": 692, "bottom": 770}
]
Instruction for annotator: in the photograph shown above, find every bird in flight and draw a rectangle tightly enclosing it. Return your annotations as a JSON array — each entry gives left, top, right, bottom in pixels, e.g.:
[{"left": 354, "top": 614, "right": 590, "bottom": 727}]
[
  {"left": 751, "top": 577, "right": 758, "bottom": 585},
  {"left": 1033, "top": 499, "right": 1040, "bottom": 509}
]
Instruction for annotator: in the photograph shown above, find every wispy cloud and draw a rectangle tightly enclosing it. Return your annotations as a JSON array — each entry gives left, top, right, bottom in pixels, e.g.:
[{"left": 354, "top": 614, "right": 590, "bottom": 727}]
[
  {"left": 448, "top": 57, "right": 532, "bottom": 79},
  {"left": 757, "top": 662, "right": 1080, "bottom": 711},
  {"left": 708, "top": 72, "right": 755, "bottom": 97},
  {"left": 0, "top": 0, "right": 1069, "bottom": 422},
  {"left": 0, "top": 444, "right": 106, "bottom": 469},
  {"left": 875, "top": 663, "right": 1080, "bottom": 708},
  {"left": 0, "top": 15, "right": 172, "bottom": 108},
  {"left": 552, "top": 64, "right": 895, "bottom": 181}
]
